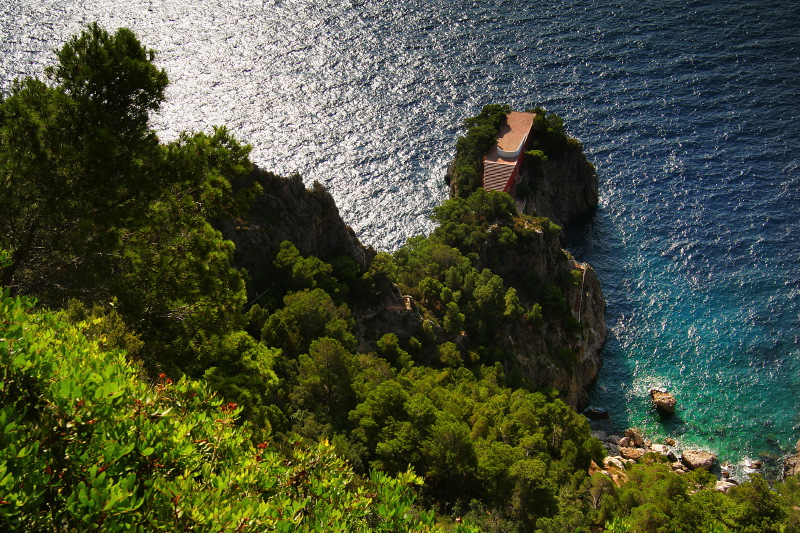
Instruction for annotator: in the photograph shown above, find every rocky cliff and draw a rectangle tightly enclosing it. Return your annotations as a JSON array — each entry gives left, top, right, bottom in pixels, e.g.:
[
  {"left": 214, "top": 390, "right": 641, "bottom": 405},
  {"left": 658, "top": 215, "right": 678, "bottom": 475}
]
[
  {"left": 476, "top": 218, "right": 607, "bottom": 409},
  {"left": 220, "top": 168, "right": 373, "bottom": 300},
  {"left": 224, "top": 141, "right": 606, "bottom": 409},
  {"left": 520, "top": 139, "right": 599, "bottom": 228}
]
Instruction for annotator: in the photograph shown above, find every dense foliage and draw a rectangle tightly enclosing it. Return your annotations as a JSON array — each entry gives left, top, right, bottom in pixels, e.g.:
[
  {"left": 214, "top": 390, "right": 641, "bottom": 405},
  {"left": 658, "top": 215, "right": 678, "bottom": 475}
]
[
  {"left": 0, "top": 286, "right": 435, "bottom": 532},
  {"left": 0, "top": 23, "right": 257, "bottom": 373},
  {"left": 2, "top": 25, "right": 800, "bottom": 533},
  {"left": 446, "top": 104, "right": 510, "bottom": 198}
]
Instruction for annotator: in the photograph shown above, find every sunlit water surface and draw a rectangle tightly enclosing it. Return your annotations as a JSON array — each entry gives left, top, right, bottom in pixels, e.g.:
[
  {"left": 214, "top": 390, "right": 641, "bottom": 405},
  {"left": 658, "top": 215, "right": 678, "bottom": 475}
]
[{"left": 3, "top": 0, "right": 799, "bottom": 472}]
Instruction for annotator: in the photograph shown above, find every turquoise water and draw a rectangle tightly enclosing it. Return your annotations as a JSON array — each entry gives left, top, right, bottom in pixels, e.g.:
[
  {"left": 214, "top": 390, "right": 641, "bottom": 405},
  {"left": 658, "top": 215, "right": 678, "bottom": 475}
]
[{"left": 2, "top": 0, "right": 799, "bottom": 469}]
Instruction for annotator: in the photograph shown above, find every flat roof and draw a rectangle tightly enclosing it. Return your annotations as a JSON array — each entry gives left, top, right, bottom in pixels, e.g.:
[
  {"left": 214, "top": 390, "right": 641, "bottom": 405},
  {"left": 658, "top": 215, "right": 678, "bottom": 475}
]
[
  {"left": 496, "top": 111, "right": 535, "bottom": 153},
  {"left": 485, "top": 111, "right": 536, "bottom": 163}
]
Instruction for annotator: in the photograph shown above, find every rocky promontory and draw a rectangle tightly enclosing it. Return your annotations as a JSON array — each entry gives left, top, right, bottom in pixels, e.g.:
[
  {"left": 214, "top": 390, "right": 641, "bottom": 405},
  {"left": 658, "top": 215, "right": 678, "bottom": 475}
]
[
  {"left": 519, "top": 138, "right": 599, "bottom": 228},
  {"left": 220, "top": 168, "right": 373, "bottom": 300},
  {"left": 222, "top": 107, "right": 606, "bottom": 410},
  {"left": 784, "top": 441, "right": 800, "bottom": 480}
]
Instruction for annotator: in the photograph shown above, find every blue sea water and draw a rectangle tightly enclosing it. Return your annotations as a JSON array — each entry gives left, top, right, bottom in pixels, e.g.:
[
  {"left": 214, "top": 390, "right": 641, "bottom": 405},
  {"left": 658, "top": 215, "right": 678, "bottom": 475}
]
[{"left": 2, "top": 0, "right": 799, "bottom": 470}]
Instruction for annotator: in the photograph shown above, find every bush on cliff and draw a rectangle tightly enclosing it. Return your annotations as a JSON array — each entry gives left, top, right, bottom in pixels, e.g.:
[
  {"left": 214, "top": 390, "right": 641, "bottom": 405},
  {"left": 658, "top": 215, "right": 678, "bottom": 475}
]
[{"left": 447, "top": 104, "right": 510, "bottom": 198}]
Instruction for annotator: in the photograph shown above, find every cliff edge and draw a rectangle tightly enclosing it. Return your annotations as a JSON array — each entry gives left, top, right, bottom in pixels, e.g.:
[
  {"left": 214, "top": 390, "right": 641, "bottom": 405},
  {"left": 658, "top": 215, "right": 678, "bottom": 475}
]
[{"left": 519, "top": 138, "right": 599, "bottom": 228}]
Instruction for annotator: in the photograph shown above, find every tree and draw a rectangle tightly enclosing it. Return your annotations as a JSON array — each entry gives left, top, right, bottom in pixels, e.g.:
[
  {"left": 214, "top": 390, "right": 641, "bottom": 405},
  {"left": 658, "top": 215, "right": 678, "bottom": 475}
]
[
  {"left": 294, "top": 337, "right": 358, "bottom": 426},
  {"left": 1, "top": 26, "right": 257, "bottom": 374},
  {"left": 729, "top": 474, "right": 786, "bottom": 532},
  {"left": 0, "top": 24, "right": 168, "bottom": 295}
]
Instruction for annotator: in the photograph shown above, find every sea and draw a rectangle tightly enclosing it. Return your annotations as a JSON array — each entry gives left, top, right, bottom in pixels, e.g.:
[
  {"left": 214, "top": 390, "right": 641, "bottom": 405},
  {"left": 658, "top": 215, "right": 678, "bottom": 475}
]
[{"left": 2, "top": 0, "right": 799, "bottom": 476}]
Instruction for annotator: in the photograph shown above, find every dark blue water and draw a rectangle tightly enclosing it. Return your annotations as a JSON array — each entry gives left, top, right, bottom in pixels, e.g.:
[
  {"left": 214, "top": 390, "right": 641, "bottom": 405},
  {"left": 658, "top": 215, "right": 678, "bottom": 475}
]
[{"left": 2, "top": 0, "right": 799, "bottom": 468}]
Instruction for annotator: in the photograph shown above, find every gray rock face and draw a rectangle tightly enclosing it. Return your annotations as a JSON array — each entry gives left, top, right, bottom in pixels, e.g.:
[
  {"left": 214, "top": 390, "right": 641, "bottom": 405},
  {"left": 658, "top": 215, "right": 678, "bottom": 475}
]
[
  {"left": 221, "top": 169, "right": 371, "bottom": 300},
  {"left": 475, "top": 224, "right": 607, "bottom": 410},
  {"left": 650, "top": 389, "right": 677, "bottom": 414},
  {"left": 521, "top": 141, "right": 598, "bottom": 228},
  {"left": 681, "top": 450, "right": 717, "bottom": 471}
]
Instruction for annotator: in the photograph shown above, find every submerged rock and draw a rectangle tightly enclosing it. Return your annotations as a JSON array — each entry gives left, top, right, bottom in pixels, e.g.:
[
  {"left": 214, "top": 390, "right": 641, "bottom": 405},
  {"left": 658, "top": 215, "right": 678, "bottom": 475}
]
[
  {"left": 583, "top": 407, "right": 610, "bottom": 420},
  {"left": 650, "top": 389, "right": 677, "bottom": 414}
]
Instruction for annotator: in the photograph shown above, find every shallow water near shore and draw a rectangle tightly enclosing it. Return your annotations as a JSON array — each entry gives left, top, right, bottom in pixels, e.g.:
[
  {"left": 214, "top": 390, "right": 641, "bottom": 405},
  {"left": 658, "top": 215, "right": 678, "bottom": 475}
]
[{"left": 2, "top": 0, "right": 799, "bottom": 469}]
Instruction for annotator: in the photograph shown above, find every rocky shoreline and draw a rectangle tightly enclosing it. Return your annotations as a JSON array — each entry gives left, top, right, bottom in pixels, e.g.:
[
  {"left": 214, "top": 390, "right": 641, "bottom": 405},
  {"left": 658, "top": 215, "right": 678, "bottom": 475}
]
[{"left": 589, "top": 425, "right": 800, "bottom": 491}]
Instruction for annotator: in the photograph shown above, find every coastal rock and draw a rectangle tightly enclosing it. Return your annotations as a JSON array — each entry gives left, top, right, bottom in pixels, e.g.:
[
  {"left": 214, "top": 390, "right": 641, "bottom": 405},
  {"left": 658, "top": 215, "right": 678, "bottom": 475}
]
[
  {"left": 604, "top": 456, "right": 626, "bottom": 471},
  {"left": 681, "top": 450, "right": 717, "bottom": 471},
  {"left": 625, "top": 428, "right": 646, "bottom": 448},
  {"left": 671, "top": 461, "right": 686, "bottom": 473},
  {"left": 583, "top": 407, "right": 610, "bottom": 420},
  {"left": 619, "top": 447, "right": 645, "bottom": 461},
  {"left": 666, "top": 449, "right": 678, "bottom": 463},
  {"left": 650, "top": 444, "right": 669, "bottom": 456},
  {"left": 715, "top": 480, "right": 738, "bottom": 493},
  {"left": 603, "top": 443, "right": 620, "bottom": 457},
  {"left": 783, "top": 454, "right": 800, "bottom": 479},
  {"left": 650, "top": 389, "right": 677, "bottom": 414},
  {"left": 477, "top": 229, "right": 607, "bottom": 410},
  {"left": 520, "top": 139, "right": 598, "bottom": 228}
]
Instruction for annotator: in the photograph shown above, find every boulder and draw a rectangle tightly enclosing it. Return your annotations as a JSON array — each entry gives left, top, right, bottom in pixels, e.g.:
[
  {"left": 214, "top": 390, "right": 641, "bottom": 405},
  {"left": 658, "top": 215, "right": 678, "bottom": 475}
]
[
  {"left": 784, "top": 454, "right": 800, "bottom": 479},
  {"left": 624, "top": 428, "right": 645, "bottom": 448},
  {"left": 665, "top": 438, "right": 676, "bottom": 446},
  {"left": 603, "top": 443, "right": 620, "bottom": 457},
  {"left": 650, "top": 389, "right": 677, "bottom": 414},
  {"left": 650, "top": 444, "right": 669, "bottom": 456},
  {"left": 619, "top": 447, "right": 645, "bottom": 460},
  {"left": 666, "top": 449, "right": 678, "bottom": 462},
  {"left": 681, "top": 450, "right": 717, "bottom": 471},
  {"left": 604, "top": 456, "right": 626, "bottom": 471},
  {"left": 715, "top": 480, "right": 738, "bottom": 493}
]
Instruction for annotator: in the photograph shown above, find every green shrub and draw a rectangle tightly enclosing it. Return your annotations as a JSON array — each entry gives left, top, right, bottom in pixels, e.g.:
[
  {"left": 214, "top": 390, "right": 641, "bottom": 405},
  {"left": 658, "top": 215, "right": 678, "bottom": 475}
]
[{"left": 0, "top": 288, "right": 436, "bottom": 531}]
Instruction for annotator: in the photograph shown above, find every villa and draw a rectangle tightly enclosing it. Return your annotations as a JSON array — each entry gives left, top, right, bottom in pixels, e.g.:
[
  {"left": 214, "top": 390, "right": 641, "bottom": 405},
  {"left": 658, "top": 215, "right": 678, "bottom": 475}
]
[{"left": 482, "top": 111, "right": 536, "bottom": 193}]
